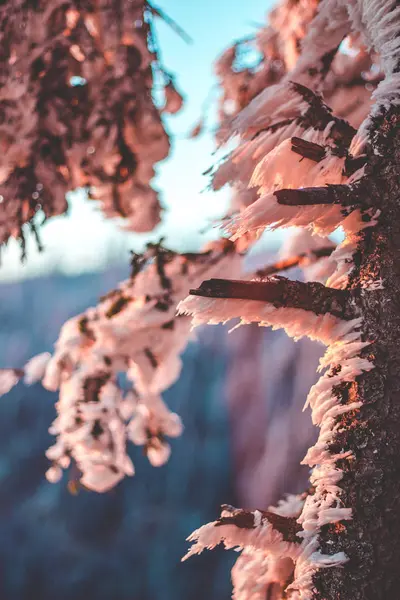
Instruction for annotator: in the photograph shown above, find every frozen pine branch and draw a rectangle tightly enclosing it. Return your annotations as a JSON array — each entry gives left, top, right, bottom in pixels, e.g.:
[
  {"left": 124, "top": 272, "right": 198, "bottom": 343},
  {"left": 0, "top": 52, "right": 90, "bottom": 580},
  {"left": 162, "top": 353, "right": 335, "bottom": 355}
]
[
  {"left": 216, "top": 505, "right": 302, "bottom": 542},
  {"left": 178, "top": 293, "right": 362, "bottom": 348},
  {"left": 183, "top": 500, "right": 349, "bottom": 600},
  {"left": 189, "top": 277, "right": 353, "bottom": 320}
]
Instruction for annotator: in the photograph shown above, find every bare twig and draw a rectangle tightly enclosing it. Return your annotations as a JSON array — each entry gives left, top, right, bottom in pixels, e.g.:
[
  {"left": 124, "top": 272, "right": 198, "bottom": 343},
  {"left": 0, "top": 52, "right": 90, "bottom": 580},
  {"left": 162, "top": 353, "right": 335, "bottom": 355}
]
[{"left": 146, "top": 2, "right": 193, "bottom": 44}]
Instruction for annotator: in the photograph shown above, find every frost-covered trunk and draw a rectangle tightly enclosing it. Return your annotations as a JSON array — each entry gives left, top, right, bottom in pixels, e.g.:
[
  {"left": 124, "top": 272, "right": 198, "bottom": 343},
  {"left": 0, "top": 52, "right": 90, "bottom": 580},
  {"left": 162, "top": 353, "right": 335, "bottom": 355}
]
[
  {"left": 181, "top": 108, "right": 400, "bottom": 598},
  {"left": 314, "top": 108, "right": 400, "bottom": 599},
  {"left": 179, "top": 1, "right": 400, "bottom": 598}
]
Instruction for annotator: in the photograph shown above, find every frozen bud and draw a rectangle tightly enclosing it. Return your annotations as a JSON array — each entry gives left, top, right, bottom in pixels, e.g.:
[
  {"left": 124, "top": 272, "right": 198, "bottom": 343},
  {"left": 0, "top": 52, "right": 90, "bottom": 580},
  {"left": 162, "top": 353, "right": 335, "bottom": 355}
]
[
  {"left": 162, "top": 82, "right": 184, "bottom": 114},
  {"left": 122, "top": 455, "right": 135, "bottom": 476},
  {"left": 42, "top": 357, "right": 62, "bottom": 391},
  {"left": 45, "top": 442, "right": 65, "bottom": 462},
  {"left": 45, "top": 465, "right": 63, "bottom": 484},
  {"left": 24, "top": 352, "right": 51, "bottom": 385},
  {"left": 66, "top": 8, "right": 80, "bottom": 29},
  {"left": 58, "top": 455, "right": 71, "bottom": 469},
  {"left": 119, "top": 393, "right": 137, "bottom": 420},
  {"left": 147, "top": 439, "right": 171, "bottom": 467},
  {"left": 80, "top": 466, "right": 124, "bottom": 493},
  {"left": 163, "top": 413, "right": 183, "bottom": 438},
  {"left": 127, "top": 408, "right": 148, "bottom": 445},
  {"left": 0, "top": 369, "right": 22, "bottom": 396}
]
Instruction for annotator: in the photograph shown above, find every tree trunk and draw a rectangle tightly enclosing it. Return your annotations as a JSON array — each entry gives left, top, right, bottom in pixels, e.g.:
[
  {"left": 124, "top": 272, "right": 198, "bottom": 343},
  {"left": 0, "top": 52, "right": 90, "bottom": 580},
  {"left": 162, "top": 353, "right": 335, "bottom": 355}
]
[{"left": 314, "top": 108, "right": 400, "bottom": 599}]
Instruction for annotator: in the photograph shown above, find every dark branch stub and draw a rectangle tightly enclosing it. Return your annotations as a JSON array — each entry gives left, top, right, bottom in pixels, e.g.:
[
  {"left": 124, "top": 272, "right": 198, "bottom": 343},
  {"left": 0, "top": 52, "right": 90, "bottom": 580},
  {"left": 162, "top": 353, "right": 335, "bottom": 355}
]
[
  {"left": 83, "top": 373, "right": 110, "bottom": 403},
  {"left": 189, "top": 276, "right": 354, "bottom": 319},
  {"left": 290, "top": 137, "right": 326, "bottom": 162},
  {"left": 217, "top": 505, "right": 302, "bottom": 544},
  {"left": 275, "top": 185, "right": 349, "bottom": 206},
  {"left": 275, "top": 181, "right": 374, "bottom": 211}
]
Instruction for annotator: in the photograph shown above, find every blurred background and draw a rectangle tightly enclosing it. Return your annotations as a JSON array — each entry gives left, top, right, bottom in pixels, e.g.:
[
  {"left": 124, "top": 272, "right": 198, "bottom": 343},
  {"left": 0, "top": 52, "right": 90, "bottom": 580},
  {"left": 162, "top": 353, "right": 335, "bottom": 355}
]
[{"left": 0, "top": 1, "right": 322, "bottom": 598}]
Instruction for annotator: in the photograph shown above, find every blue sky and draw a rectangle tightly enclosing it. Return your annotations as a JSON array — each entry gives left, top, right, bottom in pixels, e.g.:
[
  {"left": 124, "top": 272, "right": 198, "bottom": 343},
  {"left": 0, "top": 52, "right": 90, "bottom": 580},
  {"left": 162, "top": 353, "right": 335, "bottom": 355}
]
[{"left": 1, "top": 0, "right": 277, "bottom": 281}]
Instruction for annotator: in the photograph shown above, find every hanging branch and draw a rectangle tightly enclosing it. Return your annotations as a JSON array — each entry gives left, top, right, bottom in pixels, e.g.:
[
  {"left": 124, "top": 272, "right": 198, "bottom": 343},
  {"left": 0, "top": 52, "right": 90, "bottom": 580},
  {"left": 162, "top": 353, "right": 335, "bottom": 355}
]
[
  {"left": 0, "top": 0, "right": 184, "bottom": 248},
  {"left": 0, "top": 240, "right": 242, "bottom": 491}
]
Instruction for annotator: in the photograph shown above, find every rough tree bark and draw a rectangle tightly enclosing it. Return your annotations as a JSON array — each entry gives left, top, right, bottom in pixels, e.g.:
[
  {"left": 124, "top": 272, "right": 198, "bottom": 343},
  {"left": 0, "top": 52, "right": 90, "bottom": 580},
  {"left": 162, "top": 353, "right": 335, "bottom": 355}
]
[
  {"left": 184, "top": 117, "right": 400, "bottom": 599},
  {"left": 314, "top": 108, "right": 400, "bottom": 600}
]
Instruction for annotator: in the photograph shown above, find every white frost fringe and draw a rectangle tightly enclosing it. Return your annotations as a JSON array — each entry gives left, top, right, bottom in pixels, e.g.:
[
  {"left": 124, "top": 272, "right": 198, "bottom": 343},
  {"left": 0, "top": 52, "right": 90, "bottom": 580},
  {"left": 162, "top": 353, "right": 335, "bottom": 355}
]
[
  {"left": 326, "top": 209, "right": 381, "bottom": 289},
  {"left": 0, "top": 352, "right": 51, "bottom": 395},
  {"left": 288, "top": 331, "right": 374, "bottom": 598},
  {"left": 348, "top": 0, "right": 400, "bottom": 154},
  {"left": 178, "top": 294, "right": 362, "bottom": 346},
  {"left": 182, "top": 509, "right": 300, "bottom": 563},
  {"left": 228, "top": 496, "right": 306, "bottom": 600},
  {"left": 181, "top": 292, "right": 374, "bottom": 598}
]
